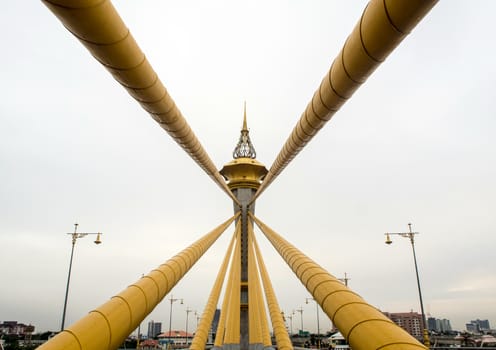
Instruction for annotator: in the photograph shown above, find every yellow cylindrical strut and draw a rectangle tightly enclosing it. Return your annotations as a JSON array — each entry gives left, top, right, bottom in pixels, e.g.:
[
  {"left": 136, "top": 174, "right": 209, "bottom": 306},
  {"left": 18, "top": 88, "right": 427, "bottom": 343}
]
[
  {"left": 258, "top": 285, "right": 272, "bottom": 348},
  {"left": 213, "top": 250, "right": 238, "bottom": 349},
  {"left": 252, "top": 231, "right": 293, "bottom": 350},
  {"left": 252, "top": 214, "right": 427, "bottom": 350},
  {"left": 190, "top": 223, "right": 238, "bottom": 350},
  {"left": 253, "top": 0, "right": 438, "bottom": 200},
  {"left": 41, "top": 0, "right": 239, "bottom": 205},
  {"left": 250, "top": 228, "right": 272, "bottom": 348},
  {"left": 213, "top": 224, "right": 241, "bottom": 348},
  {"left": 248, "top": 220, "right": 264, "bottom": 346},
  {"left": 223, "top": 224, "right": 242, "bottom": 345},
  {"left": 37, "top": 215, "right": 237, "bottom": 350}
]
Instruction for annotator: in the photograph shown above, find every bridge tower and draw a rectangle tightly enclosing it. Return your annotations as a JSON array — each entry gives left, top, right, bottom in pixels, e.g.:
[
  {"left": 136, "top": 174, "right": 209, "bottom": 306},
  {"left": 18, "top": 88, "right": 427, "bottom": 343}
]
[{"left": 220, "top": 105, "right": 268, "bottom": 350}]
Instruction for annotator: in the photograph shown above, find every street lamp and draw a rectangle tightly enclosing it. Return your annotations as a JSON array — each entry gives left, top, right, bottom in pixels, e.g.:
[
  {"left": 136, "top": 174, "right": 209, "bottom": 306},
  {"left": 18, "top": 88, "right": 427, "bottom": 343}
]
[
  {"left": 136, "top": 323, "right": 141, "bottom": 349},
  {"left": 295, "top": 307, "right": 304, "bottom": 334},
  {"left": 195, "top": 312, "right": 201, "bottom": 327},
  {"left": 306, "top": 298, "right": 320, "bottom": 348},
  {"left": 136, "top": 274, "right": 144, "bottom": 349},
  {"left": 168, "top": 295, "right": 183, "bottom": 349},
  {"left": 185, "top": 307, "right": 195, "bottom": 345},
  {"left": 385, "top": 223, "right": 429, "bottom": 347},
  {"left": 338, "top": 272, "right": 350, "bottom": 287},
  {"left": 61, "top": 223, "right": 102, "bottom": 331},
  {"left": 286, "top": 311, "right": 295, "bottom": 337}
]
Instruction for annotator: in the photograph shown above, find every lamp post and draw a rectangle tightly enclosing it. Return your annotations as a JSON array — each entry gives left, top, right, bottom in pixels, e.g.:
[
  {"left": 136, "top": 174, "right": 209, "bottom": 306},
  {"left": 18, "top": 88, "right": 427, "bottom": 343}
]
[
  {"left": 385, "top": 223, "right": 429, "bottom": 347},
  {"left": 168, "top": 295, "right": 183, "bottom": 349},
  {"left": 338, "top": 272, "right": 350, "bottom": 287},
  {"left": 137, "top": 274, "right": 144, "bottom": 349},
  {"left": 306, "top": 298, "right": 320, "bottom": 348},
  {"left": 61, "top": 223, "right": 102, "bottom": 331},
  {"left": 287, "top": 311, "right": 295, "bottom": 337},
  {"left": 195, "top": 311, "right": 202, "bottom": 340},
  {"left": 196, "top": 312, "right": 201, "bottom": 327},
  {"left": 295, "top": 307, "right": 304, "bottom": 335},
  {"left": 185, "top": 307, "right": 194, "bottom": 345}
]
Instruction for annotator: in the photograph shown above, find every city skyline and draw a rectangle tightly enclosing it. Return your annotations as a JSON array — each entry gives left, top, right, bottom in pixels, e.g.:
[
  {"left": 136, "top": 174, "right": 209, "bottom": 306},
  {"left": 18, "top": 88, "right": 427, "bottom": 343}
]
[
  {"left": 1, "top": 1, "right": 495, "bottom": 334},
  {"left": 1, "top": 315, "right": 493, "bottom": 337}
]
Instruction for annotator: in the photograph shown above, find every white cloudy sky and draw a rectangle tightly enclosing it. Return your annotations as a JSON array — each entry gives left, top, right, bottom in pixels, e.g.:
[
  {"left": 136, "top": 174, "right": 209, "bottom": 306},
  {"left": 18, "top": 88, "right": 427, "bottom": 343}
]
[{"left": 1, "top": 1, "right": 495, "bottom": 335}]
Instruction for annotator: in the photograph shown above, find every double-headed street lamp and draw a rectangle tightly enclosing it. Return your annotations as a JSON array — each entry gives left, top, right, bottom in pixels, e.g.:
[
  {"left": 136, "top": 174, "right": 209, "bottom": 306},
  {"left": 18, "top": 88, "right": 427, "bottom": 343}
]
[
  {"left": 168, "top": 295, "right": 183, "bottom": 348},
  {"left": 295, "top": 307, "right": 304, "bottom": 334},
  {"left": 385, "top": 223, "right": 429, "bottom": 347},
  {"left": 306, "top": 298, "right": 320, "bottom": 348},
  {"left": 61, "top": 223, "right": 102, "bottom": 331}
]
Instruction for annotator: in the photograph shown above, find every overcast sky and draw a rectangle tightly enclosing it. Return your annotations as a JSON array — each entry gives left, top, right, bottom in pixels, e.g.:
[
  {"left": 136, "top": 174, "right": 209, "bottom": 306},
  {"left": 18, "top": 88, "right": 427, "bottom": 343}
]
[{"left": 1, "top": 1, "right": 495, "bottom": 335}]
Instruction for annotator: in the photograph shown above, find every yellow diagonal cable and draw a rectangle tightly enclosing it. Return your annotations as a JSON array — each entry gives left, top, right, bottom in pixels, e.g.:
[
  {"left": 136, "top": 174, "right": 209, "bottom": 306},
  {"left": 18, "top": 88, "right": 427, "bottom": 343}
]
[
  {"left": 213, "top": 223, "right": 240, "bottom": 348},
  {"left": 38, "top": 214, "right": 237, "bottom": 350},
  {"left": 41, "top": 0, "right": 239, "bottom": 205},
  {"left": 258, "top": 293, "right": 272, "bottom": 348},
  {"left": 190, "top": 222, "right": 238, "bottom": 350},
  {"left": 252, "top": 0, "right": 438, "bottom": 201},
  {"left": 248, "top": 227, "right": 272, "bottom": 347},
  {"left": 248, "top": 220, "right": 264, "bottom": 345},
  {"left": 252, "top": 229, "right": 293, "bottom": 350},
  {"left": 222, "top": 223, "right": 242, "bottom": 345},
  {"left": 213, "top": 258, "right": 236, "bottom": 349},
  {"left": 252, "top": 214, "right": 427, "bottom": 350}
]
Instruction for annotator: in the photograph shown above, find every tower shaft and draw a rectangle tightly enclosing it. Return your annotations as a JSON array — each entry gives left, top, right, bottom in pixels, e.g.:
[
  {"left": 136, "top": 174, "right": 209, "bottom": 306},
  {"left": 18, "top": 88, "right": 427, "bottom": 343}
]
[{"left": 220, "top": 112, "right": 268, "bottom": 350}]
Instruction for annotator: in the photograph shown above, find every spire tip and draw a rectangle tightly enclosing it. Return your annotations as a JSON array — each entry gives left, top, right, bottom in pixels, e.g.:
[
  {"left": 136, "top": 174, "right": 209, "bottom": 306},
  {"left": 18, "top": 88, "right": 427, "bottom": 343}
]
[{"left": 243, "top": 101, "right": 248, "bottom": 131}]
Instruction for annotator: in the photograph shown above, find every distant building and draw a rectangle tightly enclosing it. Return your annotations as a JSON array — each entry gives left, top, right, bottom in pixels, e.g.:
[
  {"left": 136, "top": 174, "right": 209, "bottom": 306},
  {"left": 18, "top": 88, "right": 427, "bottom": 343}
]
[
  {"left": 477, "top": 319, "right": 490, "bottom": 331},
  {"left": 158, "top": 330, "right": 194, "bottom": 346},
  {"left": 427, "top": 317, "right": 436, "bottom": 331},
  {"left": 211, "top": 309, "right": 221, "bottom": 341},
  {"left": 147, "top": 321, "right": 162, "bottom": 338},
  {"left": 0, "top": 321, "right": 35, "bottom": 335},
  {"left": 439, "top": 319, "right": 452, "bottom": 333},
  {"left": 139, "top": 339, "right": 160, "bottom": 349},
  {"left": 466, "top": 319, "right": 491, "bottom": 333},
  {"left": 383, "top": 312, "right": 422, "bottom": 338},
  {"left": 427, "top": 317, "right": 452, "bottom": 333}
]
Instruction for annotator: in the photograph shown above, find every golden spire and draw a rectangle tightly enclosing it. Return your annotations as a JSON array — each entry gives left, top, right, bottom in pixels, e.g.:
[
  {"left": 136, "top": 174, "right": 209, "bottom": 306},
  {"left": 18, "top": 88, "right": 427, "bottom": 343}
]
[
  {"left": 232, "top": 103, "right": 256, "bottom": 159},
  {"left": 242, "top": 101, "right": 248, "bottom": 132}
]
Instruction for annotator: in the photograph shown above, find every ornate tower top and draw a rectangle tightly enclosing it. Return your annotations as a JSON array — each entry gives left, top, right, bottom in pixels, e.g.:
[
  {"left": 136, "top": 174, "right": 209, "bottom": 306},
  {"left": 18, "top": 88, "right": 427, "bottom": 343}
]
[
  {"left": 232, "top": 103, "right": 256, "bottom": 159},
  {"left": 220, "top": 104, "right": 267, "bottom": 190}
]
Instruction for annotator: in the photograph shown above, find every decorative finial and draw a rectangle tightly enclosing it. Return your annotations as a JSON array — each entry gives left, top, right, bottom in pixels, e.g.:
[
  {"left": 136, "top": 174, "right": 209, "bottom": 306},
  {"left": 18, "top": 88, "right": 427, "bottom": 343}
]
[
  {"left": 232, "top": 103, "right": 257, "bottom": 159},
  {"left": 242, "top": 101, "right": 248, "bottom": 131}
]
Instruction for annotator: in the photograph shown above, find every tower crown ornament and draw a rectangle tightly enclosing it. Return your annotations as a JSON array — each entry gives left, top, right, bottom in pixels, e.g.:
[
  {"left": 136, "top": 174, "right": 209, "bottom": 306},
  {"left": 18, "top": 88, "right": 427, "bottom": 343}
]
[
  {"left": 232, "top": 104, "right": 256, "bottom": 159},
  {"left": 220, "top": 104, "right": 268, "bottom": 190}
]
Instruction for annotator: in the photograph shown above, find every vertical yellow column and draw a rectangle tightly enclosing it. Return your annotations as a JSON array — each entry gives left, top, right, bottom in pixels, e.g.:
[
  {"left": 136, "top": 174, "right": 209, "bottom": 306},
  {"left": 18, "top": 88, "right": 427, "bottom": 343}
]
[
  {"left": 249, "top": 220, "right": 273, "bottom": 347},
  {"left": 254, "top": 269, "right": 271, "bottom": 348},
  {"left": 213, "top": 257, "right": 237, "bottom": 349},
  {"left": 38, "top": 215, "right": 236, "bottom": 350},
  {"left": 248, "top": 222, "right": 264, "bottom": 345},
  {"left": 252, "top": 233, "right": 293, "bottom": 350},
  {"left": 252, "top": 214, "right": 427, "bottom": 350},
  {"left": 223, "top": 224, "right": 242, "bottom": 345},
  {"left": 190, "top": 222, "right": 238, "bottom": 350},
  {"left": 213, "top": 224, "right": 241, "bottom": 348}
]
